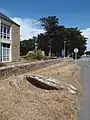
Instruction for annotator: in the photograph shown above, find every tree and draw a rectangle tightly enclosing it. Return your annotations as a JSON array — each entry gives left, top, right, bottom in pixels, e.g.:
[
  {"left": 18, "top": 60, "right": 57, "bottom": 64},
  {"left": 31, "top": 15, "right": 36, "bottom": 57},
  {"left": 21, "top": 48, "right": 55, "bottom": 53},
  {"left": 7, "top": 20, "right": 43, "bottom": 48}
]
[
  {"left": 40, "top": 16, "right": 65, "bottom": 56},
  {"left": 40, "top": 16, "right": 59, "bottom": 32},
  {"left": 20, "top": 39, "right": 35, "bottom": 56},
  {"left": 37, "top": 33, "right": 49, "bottom": 56},
  {"left": 64, "top": 27, "right": 87, "bottom": 58},
  {"left": 39, "top": 16, "right": 87, "bottom": 58},
  {"left": 20, "top": 16, "right": 87, "bottom": 59}
]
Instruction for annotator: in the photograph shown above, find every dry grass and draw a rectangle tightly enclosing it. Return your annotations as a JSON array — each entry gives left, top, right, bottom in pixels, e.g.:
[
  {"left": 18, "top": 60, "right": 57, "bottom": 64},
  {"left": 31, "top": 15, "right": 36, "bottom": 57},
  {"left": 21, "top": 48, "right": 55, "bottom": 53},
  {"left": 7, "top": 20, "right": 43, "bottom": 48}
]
[{"left": 0, "top": 61, "right": 81, "bottom": 120}]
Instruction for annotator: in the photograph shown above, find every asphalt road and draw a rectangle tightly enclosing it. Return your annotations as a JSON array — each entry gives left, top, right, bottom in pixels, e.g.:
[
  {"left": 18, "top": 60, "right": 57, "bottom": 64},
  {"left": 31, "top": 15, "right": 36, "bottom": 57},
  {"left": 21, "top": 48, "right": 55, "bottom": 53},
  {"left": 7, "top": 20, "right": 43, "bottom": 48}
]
[{"left": 78, "top": 58, "right": 90, "bottom": 120}]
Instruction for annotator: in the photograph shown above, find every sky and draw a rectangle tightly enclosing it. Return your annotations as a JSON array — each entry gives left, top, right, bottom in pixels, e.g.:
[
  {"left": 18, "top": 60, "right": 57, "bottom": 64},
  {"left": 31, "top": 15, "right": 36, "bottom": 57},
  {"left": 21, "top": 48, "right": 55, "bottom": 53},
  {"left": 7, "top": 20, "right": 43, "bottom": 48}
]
[{"left": 0, "top": 0, "right": 90, "bottom": 50}]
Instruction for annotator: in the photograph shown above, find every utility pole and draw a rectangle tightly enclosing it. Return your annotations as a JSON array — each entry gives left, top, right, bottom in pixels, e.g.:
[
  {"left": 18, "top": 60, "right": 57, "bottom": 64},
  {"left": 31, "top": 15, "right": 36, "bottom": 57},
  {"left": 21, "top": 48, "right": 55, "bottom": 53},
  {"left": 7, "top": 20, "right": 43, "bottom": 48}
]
[
  {"left": 64, "top": 41, "right": 66, "bottom": 61},
  {"left": 48, "top": 39, "right": 52, "bottom": 57},
  {"left": 67, "top": 40, "right": 70, "bottom": 58}
]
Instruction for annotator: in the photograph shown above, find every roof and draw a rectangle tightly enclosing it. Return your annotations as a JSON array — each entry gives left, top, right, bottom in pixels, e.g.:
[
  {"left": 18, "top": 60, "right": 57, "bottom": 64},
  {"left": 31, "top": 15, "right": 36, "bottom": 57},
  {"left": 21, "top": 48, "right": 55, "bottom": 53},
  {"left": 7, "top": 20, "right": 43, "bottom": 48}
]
[{"left": 0, "top": 12, "right": 20, "bottom": 27}]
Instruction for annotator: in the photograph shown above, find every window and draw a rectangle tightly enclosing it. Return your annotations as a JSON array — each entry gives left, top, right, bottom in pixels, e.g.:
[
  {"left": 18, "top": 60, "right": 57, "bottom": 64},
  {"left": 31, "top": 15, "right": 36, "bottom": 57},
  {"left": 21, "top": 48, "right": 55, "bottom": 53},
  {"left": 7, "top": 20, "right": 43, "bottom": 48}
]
[
  {"left": 1, "top": 26, "right": 3, "bottom": 38},
  {"left": 4, "top": 27, "right": 6, "bottom": 38},
  {"left": 7, "top": 28, "right": 10, "bottom": 39},
  {"left": 1, "top": 43, "right": 10, "bottom": 62},
  {"left": 0, "top": 24, "right": 10, "bottom": 39}
]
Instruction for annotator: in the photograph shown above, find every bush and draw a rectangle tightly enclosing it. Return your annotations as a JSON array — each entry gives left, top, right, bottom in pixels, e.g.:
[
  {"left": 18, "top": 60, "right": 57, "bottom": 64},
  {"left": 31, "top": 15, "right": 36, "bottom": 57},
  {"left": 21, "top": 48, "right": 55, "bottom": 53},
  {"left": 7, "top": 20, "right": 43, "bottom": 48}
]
[
  {"left": 35, "top": 49, "right": 43, "bottom": 60},
  {"left": 24, "top": 52, "right": 36, "bottom": 60},
  {"left": 24, "top": 49, "right": 44, "bottom": 60}
]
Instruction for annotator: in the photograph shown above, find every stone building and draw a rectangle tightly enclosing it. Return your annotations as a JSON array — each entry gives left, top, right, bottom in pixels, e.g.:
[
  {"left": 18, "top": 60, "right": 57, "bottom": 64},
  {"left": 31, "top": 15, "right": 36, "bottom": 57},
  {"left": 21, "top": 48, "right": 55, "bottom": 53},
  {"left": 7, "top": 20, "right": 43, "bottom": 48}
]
[{"left": 0, "top": 12, "right": 20, "bottom": 62}]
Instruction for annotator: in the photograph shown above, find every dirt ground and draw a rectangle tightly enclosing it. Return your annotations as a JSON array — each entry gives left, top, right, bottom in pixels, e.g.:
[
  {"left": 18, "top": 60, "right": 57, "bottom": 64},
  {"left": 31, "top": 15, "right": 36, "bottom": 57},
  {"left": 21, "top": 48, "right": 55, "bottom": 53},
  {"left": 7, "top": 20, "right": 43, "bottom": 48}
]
[{"left": 0, "top": 61, "right": 81, "bottom": 120}]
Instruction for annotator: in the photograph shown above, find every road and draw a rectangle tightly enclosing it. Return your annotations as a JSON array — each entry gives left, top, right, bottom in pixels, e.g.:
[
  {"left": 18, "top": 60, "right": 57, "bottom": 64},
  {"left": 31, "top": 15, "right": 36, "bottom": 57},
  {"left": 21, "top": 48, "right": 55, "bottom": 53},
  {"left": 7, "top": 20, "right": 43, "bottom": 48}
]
[{"left": 78, "top": 58, "right": 90, "bottom": 120}]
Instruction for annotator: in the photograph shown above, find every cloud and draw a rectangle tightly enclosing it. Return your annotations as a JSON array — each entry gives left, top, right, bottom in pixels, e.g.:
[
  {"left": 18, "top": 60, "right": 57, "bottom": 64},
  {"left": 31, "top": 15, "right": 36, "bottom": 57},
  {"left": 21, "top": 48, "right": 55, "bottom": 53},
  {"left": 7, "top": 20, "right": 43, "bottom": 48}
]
[
  {"left": 81, "top": 28, "right": 90, "bottom": 50},
  {"left": 10, "top": 17, "right": 90, "bottom": 50},
  {"left": 12, "top": 17, "right": 90, "bottom": 50},
  {"left": 11, "top": 17, "right": 44, "bottom": 40}
]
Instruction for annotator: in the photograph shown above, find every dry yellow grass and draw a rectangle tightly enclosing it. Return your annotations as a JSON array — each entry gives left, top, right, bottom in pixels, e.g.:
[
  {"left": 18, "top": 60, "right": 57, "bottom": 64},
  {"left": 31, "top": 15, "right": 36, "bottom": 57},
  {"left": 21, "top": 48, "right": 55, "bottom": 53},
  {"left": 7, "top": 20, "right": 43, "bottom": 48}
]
[{"left": 0, "top": 61, "right": 81, "bottom": 120}]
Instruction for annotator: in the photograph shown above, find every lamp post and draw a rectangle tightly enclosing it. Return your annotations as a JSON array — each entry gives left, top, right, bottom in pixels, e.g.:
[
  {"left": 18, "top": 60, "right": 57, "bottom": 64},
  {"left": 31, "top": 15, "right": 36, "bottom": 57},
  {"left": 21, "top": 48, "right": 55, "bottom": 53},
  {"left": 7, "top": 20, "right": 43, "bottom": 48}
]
[
  {"left": 67, "top": 40, "right": 70, "bottom": 58},
  {"left": 64, "top": 41, "right": 66, "bottom": 61},
  {"left": 49, "top": 45, "right": 52, "bottom": 57},
  {"left": 48, "top": 39, "right": 52, "bottom": 58}
]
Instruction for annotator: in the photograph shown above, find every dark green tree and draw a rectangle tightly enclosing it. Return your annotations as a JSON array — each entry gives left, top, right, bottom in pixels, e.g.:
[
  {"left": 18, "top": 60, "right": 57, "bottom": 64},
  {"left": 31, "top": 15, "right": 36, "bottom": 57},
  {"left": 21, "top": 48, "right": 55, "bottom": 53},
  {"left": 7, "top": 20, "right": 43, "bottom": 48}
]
[
  {"left": 20, "top": 16, "right": 87, "bottom": 59},
  {"left": 64, "top": 27, "right": 87, "bottom": 58},
  {"left": 40, "top": 16, "right": 87, "bottom": 58},
  {"left": 40, "top": 16, "right": 59, "bottom": 33},
  {"left": 40, "top": 16, "right": 65, "bottom": 56},
  {"left": 20, "top": 39, "right": 35, "bottom": 56}
]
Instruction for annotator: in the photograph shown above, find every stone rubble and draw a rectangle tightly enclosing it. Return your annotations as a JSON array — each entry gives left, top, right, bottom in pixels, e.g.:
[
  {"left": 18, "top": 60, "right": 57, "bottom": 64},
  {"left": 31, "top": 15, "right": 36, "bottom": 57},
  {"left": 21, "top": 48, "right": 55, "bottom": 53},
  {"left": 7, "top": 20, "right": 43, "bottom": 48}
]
[{"left": 26, "top": 75, "right": 77, "bottom": 94}]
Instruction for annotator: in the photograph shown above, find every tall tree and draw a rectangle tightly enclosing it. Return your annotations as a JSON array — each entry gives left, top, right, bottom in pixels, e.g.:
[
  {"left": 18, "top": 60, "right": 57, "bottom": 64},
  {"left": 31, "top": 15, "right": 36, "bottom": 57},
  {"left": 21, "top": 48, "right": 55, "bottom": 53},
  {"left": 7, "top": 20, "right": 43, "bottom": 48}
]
[
  {"left": 40, "top": 16, "right": 87, "bottom": 58},
  {"left": 20, "top": 16, "right": 87, "bottom": 58},
  {"left": 37, "top": 33, "right": 49, "bottom": 55},
  {"left": 40, "top": 16, "right": 59, "bottom": 33},
  {"left": 20, "top": 38, "right": 35, "bottom": 56},
  {"left": 40, "top": 16, "right": 64, "bottom": 55},
  {"left": 64, "top": 27, "right": 87, "bottom": 58}
]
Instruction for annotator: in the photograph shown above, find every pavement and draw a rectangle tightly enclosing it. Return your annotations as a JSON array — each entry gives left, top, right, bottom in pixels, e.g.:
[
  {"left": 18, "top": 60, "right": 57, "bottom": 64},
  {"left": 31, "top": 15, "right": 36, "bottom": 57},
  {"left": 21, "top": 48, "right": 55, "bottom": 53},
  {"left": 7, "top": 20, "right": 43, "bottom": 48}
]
[{"left": 78, "top": 58, "right": 90, "bottom": 120}]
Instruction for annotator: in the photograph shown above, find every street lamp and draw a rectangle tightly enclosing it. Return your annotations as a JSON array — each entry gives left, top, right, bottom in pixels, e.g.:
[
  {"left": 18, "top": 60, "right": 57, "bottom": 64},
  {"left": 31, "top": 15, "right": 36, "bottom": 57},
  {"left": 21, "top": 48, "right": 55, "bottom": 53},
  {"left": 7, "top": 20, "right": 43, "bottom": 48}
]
[
  {"left": 67, "top": 40, "right": 70, "bottom": 58},
  {"left": 48, "top": 39, "right": 52, "bottom": 58},
  {"left": 64, "top": 41, "right": 66, "bottom": 61},
  {"left": 49, "top": 45, "right": 52, "bottom": 57}
]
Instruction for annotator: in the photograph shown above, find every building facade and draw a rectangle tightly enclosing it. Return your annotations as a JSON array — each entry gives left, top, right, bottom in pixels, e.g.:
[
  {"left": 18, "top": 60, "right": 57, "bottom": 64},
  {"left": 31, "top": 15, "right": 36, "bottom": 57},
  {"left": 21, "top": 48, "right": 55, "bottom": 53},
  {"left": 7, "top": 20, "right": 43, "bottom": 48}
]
[{"left": 0, "top": 12, "right": 20, "bottom": 62}]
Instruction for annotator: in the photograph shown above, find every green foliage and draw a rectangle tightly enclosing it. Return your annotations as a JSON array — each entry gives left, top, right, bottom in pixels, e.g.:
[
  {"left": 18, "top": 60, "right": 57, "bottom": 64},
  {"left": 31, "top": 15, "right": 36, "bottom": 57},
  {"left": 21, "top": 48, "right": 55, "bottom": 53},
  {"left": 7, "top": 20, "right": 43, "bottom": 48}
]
[
  {"left": 39, "top": 16, "right": 87, "bottom": 58},
  {"left": 24, "top": 52, "right": 36, "bottom": 60},
  {"left": 20, "top": 39, "right": 35, "bottom": 56},
  {"left": 35, "top": 49, "right": 43, "bottom": 60},
  {"left": 24, "top": 49, "right": 44, "bottom": 60},
  {"left": 40, "top": 16, "right": 59, "bottom": 34},
  {"left": 20, "top": 16, "right": 87, "bottom": 59}
]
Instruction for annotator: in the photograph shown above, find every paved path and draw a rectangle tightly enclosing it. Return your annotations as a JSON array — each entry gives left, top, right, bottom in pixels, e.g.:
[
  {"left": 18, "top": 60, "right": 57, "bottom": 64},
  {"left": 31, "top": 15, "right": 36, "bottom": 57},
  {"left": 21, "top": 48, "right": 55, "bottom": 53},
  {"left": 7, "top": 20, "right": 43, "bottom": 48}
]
[{"left": 78, "top": 59, "right": 90, "bottom": 120}]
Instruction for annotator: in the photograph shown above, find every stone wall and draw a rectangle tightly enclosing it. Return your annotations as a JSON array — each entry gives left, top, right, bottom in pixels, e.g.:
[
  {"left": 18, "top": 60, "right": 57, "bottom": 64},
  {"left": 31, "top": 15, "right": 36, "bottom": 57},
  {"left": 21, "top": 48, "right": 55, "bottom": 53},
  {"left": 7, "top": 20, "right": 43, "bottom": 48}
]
[
  {"left": 0, "top": 59, "right": 62, "bottom": 79},
  {"left": 11, "top": 23, "right": 20, "bottom": 61}
]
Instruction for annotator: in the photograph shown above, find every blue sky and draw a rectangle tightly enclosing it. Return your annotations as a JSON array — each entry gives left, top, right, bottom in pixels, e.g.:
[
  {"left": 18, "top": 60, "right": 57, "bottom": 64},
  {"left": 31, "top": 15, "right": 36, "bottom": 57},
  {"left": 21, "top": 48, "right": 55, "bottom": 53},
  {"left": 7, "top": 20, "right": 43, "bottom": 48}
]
[
  {"left": 0, "top": 0, "right": 90, "bottom": 49},
  {"left": 1, "top": 0, "right": 90, "bottom": 28}
]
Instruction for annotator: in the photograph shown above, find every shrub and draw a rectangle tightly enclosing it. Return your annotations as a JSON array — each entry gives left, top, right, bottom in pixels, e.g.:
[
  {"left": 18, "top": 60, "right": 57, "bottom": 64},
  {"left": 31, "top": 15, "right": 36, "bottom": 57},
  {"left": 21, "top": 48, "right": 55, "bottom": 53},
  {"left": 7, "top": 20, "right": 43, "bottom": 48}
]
[
  {"left": 24, "top": 52, "right": 36, "bottom": 60},
  {"left": 35, "top": 49, "right": 43, "bottom": 60},
  {"left": 24, "top": 49, "right": 45, "bottom": 60}
]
